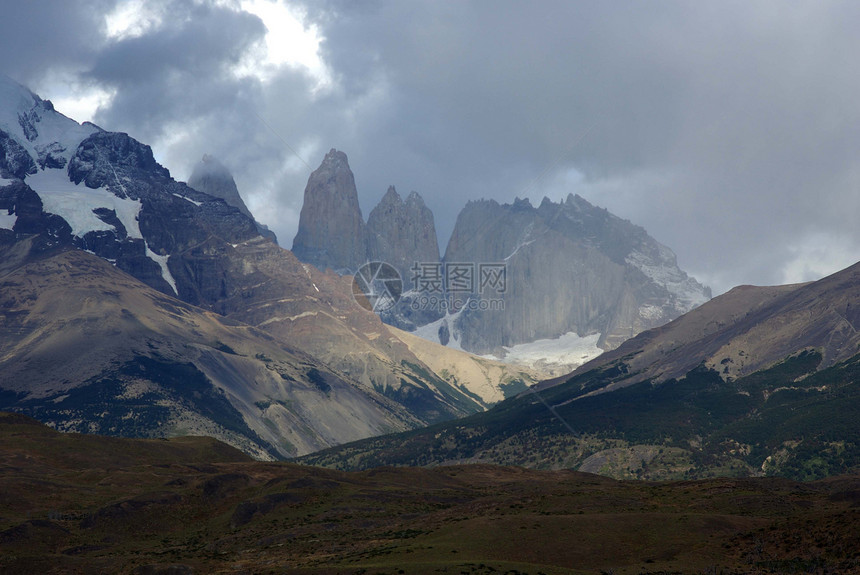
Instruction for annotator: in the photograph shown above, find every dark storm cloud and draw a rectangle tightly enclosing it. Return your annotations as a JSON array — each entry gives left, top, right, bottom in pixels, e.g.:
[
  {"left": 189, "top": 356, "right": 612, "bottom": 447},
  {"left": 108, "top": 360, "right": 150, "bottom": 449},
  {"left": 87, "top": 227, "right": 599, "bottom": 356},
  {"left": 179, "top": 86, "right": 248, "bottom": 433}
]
[
  {"left": 0, "top": 0, "right": 113, "bottom": 83},
  {"left": 298, "top": 1, "right": 860, "bottom": 292},
  {"left": 3, "top": 1, "right": 860, "bottom": 294},
  {"left": 86, "top": 2, "right": 266, "bottom": 142}
]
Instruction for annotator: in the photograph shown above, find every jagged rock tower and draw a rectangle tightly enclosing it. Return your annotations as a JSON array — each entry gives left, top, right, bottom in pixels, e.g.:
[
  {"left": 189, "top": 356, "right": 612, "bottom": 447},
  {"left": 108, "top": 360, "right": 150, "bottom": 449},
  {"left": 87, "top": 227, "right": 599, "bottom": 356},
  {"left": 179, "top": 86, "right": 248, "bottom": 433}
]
[
  {"left": 366, "top": 185, "right": 440, "bottom": 289},
  {"left": 291, "top": 149, "right": 367, "bottom": 272},
  {"left": 187, "top": 154, "right": 277, "bottom": 243}
]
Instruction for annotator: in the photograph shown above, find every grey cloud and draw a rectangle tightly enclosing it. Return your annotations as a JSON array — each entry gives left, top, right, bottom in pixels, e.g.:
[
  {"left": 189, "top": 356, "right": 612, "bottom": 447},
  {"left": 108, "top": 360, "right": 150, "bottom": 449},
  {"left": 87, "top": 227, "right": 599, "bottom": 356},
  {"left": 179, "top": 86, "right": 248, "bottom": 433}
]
[
  {"left": 4, "top": 1, "right": 860, "bottom": 295},
  {"left": 87, "top": 2, "right": 266, "bottom": 140},
  {"left": 297, "top": 1, "right": 860, "bottom": 293},
  {"left": 0, "top": 0, "right": 113, "bottom": 84}
]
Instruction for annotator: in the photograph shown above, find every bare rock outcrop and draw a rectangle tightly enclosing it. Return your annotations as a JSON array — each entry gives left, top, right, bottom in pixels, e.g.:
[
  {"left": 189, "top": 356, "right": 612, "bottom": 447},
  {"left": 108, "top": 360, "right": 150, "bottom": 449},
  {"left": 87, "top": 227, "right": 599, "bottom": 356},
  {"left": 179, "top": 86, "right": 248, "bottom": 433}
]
[
  {"left": 291, "top": 149, "right": 366, "bottom": 272},
  {"left": 366, "top": 185, "right": 440, "bottom": 289},
  {"left": 443, "top": 193, "right": 711, "bottom": 354}
]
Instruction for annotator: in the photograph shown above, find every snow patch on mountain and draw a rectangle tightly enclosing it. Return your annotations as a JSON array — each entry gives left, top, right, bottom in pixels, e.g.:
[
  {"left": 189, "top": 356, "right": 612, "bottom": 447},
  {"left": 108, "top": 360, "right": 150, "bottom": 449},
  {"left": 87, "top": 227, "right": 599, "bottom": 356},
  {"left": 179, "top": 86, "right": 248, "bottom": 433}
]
[
  {"left": 484, "top": 331, "right": 603, "bottom": 376},
  {"left": 173, "top": 192, "right": 202, "bottom": 207},
  {"left": 413, "top": 305, "right": 468, "bottom": 351},
  {"left": 25, "top": 167, "right": 177, "bottom": 288},
  {"left": 145, "top": 244, "right": 177, "bottom": 295},
  {"left": 626, "top": 245, "right": 710, "bottom": 312},
  {"left": 26, "top": 169, "right": 142, "bottom": 238},
  {"left": 0, "top": 75, "right": 99, "bottom": 168},
  {"left": 0, "top": 212, "right": 16, "bottom": 230},
  {"left": 504, "top": 238, "right": 536, "bottom": 261},
  {"left": 504, "top": 222, "right": 539, "bottom": 261}
]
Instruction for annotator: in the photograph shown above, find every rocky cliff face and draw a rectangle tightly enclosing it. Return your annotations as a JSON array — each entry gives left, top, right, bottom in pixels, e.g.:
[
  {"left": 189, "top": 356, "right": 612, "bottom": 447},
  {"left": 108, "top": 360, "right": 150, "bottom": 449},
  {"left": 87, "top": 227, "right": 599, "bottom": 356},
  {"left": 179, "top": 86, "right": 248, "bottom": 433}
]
[
  {"left": 364, "top": 186, "right": 445, "bottom": 330},
  {"left": 290, "top": 153, "right": 445, "bottom": 330},
  {"left": 366, "top": 186, "right": 440, "bottom": 288},
  {"left": 288, "top": 146, "right": 709, "bottom": 362},
  {"left": 442, "top": 193, "right": 711, "bottom": 354},
  {"left": 291, "top": 151, "right": 442, "bottom": 281},
  {"left": 187, "top": 154, "right": 277, "bottom": 243},
  {"left": 291, "top": 149, "right": 367, "bottom": 272}
]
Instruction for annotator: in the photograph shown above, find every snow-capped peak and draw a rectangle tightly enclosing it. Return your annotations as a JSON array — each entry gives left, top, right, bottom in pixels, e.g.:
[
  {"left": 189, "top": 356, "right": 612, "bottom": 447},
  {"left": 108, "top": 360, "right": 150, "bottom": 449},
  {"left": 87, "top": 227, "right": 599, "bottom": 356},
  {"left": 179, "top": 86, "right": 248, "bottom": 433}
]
[
  {"left": 0, "top": 74, "right": 100, "bottom": 172},
  {"left": 0, "top": 76, "right": 173, "bottom": 288}
]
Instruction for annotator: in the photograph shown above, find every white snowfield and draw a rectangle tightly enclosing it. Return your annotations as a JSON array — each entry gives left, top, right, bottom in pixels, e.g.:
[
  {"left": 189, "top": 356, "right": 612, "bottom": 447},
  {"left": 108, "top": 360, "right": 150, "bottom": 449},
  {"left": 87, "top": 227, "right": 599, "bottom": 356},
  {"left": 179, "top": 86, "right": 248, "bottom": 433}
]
[
  {"left": 412, "top": 303, "right": 604, "bottom": 376},
  {"left": 26, "top": 169, "right": 143, "bottom": 239},
  {"left": 0, "top": 77, "right": 100, "bottom": 170},
  {"left": 484, "top": 331, "right": 603, "bottom": 374},
  {"left": 26, "top": 170, "right": 180, "bottom": 295},
  {"left": 413, "top": 305, "right": 468, "bottom": 352},
  {"left": 0, "top": 212, "right": 16, "bottom": 230},
  {"left": 0, "top": 177, "right": 14, "bottom": 230},
  {"left": 145, "top": 245, "right": 178, "bottom": 295}
]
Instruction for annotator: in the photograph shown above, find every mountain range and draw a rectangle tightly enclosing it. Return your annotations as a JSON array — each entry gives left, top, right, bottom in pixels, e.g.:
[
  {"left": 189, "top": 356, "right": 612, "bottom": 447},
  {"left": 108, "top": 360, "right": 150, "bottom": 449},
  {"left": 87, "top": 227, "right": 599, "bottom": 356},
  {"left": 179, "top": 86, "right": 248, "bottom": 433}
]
[
  {"left": 302, "top": 260, "right": 860, "bottom": 481},
  {"left": 0, "top": 75, "right": 535, "bottom": 458},
  {"left": 3, "top": 72, "right": 857, "bottom": 489},
  {"left": 292, "top": 149, "right": 442, "bottom": 284},
  {"left": 442, "top": 193, "right": 711, "bottom": 353},
  {"left": 186, "top": 153, "right": 277, "bottom": 243},
  {"left": 290, "top": 148, "right": 711, "bottom": 374}
]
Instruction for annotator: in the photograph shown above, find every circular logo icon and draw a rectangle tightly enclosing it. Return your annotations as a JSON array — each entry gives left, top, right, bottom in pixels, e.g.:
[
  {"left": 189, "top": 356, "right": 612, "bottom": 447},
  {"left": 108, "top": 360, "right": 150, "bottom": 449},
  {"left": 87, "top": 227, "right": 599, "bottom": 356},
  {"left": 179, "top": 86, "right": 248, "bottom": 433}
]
[{"left": 352, "top": 262, "right": 402, "bottom": 312}]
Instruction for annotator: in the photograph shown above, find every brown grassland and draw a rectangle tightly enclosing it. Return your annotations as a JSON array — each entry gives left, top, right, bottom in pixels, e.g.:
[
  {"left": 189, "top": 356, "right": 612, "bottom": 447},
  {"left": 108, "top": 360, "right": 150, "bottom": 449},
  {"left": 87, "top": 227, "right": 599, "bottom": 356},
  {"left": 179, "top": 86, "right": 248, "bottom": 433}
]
[{"left": 1, "top": 412, "right": 859, "bottom": 574}]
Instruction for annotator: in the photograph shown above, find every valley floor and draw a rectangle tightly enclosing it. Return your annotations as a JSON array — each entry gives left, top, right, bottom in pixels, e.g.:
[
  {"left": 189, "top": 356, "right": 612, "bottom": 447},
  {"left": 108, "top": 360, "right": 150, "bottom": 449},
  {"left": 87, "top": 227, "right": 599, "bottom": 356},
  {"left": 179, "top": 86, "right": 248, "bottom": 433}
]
[{"left": 2, "top": 413, "right": 860, "bottom": 574}]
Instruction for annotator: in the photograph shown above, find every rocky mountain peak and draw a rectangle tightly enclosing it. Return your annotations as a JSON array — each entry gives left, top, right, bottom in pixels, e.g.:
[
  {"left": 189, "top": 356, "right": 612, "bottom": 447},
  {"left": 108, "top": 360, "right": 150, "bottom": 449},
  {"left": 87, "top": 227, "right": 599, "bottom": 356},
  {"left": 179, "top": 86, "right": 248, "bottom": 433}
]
[
  {"left": 187, "top": 154, "right": 277, "bottom": 243},
  {"left": 289, "top": 148, "right": 708, "bottom": 370},
  {"left": 0, "top": 75, "right": 101, "bottom": 179},
  {"left": 0, "top": 74, "right": 42, "bottom": 128},
  {"left": 565, "top": 192, "right": 588, "bottom": 206},
  {"left": 539, "top": 196, "right": 555, "bottom": 209},
  {"left": 68, "top": 131, "right": 170, "bottom": 196},
  {"left": 193, "top": 153, "right": 233, "bottom": 181},
  {"left": 366, "top": 187, "right": 439, "bottom": 285},
  {"left": 405, "top": 190, "right": 425, "bottom": 206},
  {"left": 511, "top": 196, "right": 533, "bottom": 210},
  {"left": 315, "top": 148, "right": 352, "bottom": 177},
  {"left": 188, "top": 154, "right": 250, "bottom": 219},
  {"left": 291, "top": 149, "right": 366, "bottom": 272},
  {"left": 370, "top": 186, "right": 431, "bottom": 217},
  {"left": 442, "top": 193, "right": 711, "bottom": 355},
  {"left": 1, "top": 78, "right": 264, "bottom": 302},
  {"left": 379, "top": 185, "right": 402, "bottom": 206}
]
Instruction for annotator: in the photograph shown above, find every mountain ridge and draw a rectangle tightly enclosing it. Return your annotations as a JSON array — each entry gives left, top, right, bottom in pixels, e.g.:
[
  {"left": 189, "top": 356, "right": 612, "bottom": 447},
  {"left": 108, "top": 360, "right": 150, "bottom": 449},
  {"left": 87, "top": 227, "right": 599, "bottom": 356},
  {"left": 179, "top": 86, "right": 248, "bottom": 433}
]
[
  {"left": 551, "top": 259, "right": 860, "bottom": 394},
  {"left": 0, "top": 76, "right": 535, "bottom": 458},
  {"left": 187, "top": 153, "right": 277, "bottom": 243},
  {"left": 290, "top": 149, "right": 711, "bottom": 373},
  {"left": 301, "top": 256, "right": 860, "bottom": 481},
  {"left": 442, "top": 192, "right": 711, "bottom": 353}
]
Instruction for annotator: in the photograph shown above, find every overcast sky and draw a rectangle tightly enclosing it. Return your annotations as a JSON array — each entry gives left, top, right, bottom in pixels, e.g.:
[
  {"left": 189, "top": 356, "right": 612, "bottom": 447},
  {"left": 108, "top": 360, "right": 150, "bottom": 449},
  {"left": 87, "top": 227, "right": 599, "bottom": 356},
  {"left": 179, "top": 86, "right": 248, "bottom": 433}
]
[{"left": 3, "top": 0, "right": 860, "bottom": 295}]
